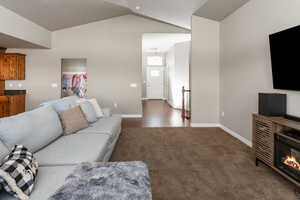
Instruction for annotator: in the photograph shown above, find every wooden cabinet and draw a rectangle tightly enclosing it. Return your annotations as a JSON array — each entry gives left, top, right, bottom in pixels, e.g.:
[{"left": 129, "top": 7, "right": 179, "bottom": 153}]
[
  {"left": 0, "top": 96, "right": 9, "bottom": 118},
  {"left": 0, "top": 53, "right": 25, "bottom": 80},
  {"left": 8, "top": 94, "right": 25, "bottom": 116},
  {"left": 0, "top": 94, "right": 25, "bottom": 118},
  {"left": 0, "top": 80, "right": 4, "bottom": 95},
  {"left": 253, "top": 114, "right": 300, "bottom": 187},
  {"left": 17, "top": 55, "right": 25, "bottom": 80}
]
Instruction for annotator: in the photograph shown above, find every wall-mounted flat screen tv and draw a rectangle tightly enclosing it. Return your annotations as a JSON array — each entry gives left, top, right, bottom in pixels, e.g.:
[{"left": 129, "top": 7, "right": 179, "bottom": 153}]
[{"left": 269, "top": 25, "right": 300, "bottom": 91}]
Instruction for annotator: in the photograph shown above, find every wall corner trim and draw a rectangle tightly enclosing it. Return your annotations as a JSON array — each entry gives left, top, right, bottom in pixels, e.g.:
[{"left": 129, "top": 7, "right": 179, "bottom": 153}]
[
  {"left": 121, "top": 114, "right": 143, "bottom": 118},
  {"left": 219, "top": 125, "right": 252, "bottom": 147}
]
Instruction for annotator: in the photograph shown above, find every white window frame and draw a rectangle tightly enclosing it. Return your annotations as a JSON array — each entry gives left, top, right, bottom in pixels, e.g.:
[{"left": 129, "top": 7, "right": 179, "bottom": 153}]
[{"left": 147, "top": 56, "right": 163, "bottom": 66}]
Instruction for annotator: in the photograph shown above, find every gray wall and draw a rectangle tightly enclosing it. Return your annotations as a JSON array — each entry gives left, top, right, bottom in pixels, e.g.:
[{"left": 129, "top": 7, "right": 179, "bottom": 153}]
[
  {"left": 191, "top": 16, "right": 220, "bottom": 124},
  {"left": 6, "top": 15, "right": 188, "bottom": 114},
  {"left": 220, "top": 0, "right": 300, "bottom": 141}
]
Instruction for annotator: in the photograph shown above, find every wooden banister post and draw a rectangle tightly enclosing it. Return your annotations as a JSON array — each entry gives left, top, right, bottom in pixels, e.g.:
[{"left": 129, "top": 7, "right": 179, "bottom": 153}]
[{"left": 182, "top": 86, "right": 185, "bottom": 119}]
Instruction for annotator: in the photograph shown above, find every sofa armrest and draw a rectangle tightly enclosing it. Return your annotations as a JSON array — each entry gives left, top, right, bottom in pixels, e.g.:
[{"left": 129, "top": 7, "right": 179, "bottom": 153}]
[{"left": 102, "top": 108, "right": 112, "bottom": 117}]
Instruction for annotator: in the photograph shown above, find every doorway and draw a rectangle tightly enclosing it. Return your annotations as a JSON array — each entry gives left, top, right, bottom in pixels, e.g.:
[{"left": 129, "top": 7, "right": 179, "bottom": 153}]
[
  {"left": 140, "top": 33, "right": 191, "bottom": 126},
  {"left": 61, "top": 58, "right": 87, "bottom": 98}
]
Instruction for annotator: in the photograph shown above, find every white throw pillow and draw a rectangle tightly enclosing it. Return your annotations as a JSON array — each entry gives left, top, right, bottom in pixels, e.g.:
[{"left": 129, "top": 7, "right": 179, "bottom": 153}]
[
  {"left": 78, "top": 101, "right": 98, "bottom": 123},
  {"left": 77, "top": 98, "right": 104, "bottom": 118}
]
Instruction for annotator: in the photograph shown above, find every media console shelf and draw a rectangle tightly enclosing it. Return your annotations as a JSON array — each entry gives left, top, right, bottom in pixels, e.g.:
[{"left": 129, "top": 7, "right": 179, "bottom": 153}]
[{"left": 253, "top": 114, "right": 300, "bottom": 187}]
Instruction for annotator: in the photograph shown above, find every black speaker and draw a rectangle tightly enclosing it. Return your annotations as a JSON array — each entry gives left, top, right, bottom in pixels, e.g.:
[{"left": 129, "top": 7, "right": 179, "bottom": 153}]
[{"left": 259, "top": 93, "right": 287, "bottom": 116}]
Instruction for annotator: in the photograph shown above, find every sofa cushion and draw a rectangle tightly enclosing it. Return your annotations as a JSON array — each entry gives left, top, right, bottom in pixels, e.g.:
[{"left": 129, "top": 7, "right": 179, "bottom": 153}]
[
  {"left": 35, "top": 134, "right": 110, "bottom": 166},
  {"left": 0, "top": 106, "right": 63, "bottom": 153},
  {"left": 77, "top": 116, "right": 122, "bottom": 144},
  {"left": 78, "top": 98, "right": 104, "bottom": 118},
  {"left": 78, "top": 116, "right": 121, "bottom": 135},
  {"left": 41, "top": 96, "right": 79, "bottom": 111},
  {"left": 0, "top": 165, "right": 75, "bottom": 200},
  {"left": 58, "top": 106, "right": 89, "bottom": 135},
  {"left": 0, "top": 140, "right": 9, "bottom": 162},
  {"left": 88, "top": 98, "right": 104, "bottom": 118},
  {"left": 78, "top": 101, "right": 97, "bottom": 123},
  {"left": 102, "top": 108, "right": 112, "bottom": 117}
]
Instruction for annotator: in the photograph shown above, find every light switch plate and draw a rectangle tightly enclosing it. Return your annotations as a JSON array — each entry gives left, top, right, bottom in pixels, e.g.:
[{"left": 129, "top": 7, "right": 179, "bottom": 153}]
[
  {"left": 130, "top": 83, "right": 137, "bottom": 88},
  {"left": 51, "top": 83, "right": 58, "bottom": 88}
]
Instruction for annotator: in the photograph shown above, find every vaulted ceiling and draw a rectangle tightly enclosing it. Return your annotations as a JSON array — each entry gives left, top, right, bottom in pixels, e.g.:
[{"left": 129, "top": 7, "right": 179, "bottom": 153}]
[
  {"left": 0, "top": 0, "right": 132, "bottom": 31},
  {"left": 194, "top": 0, "right": 250, "bottom": 21},
  {"left": 0, "top": 0, "right": 251, "bottom": 31}
]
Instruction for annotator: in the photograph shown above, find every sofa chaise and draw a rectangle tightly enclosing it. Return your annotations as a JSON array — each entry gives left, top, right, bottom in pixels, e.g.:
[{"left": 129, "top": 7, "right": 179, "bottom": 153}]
[{"left": 0, "top": 96, "right": 122, "bottom": 199}]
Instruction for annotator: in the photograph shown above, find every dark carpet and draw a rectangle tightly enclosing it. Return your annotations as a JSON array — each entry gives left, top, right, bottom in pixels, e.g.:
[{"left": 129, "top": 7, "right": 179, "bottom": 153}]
[{"left": 110, "top": 127, "right": 298, "bottom": 200}]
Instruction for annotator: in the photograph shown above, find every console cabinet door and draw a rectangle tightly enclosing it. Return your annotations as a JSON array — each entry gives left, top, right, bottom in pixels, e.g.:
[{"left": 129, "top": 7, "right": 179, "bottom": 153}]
[{"left": 253, "top": 116, "right": 274, "bottom": 166}]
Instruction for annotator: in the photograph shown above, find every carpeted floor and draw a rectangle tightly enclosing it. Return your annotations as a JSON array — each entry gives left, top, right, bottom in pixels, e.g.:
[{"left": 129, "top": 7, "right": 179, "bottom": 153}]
[{"left": 110, "top": 127, "right": 298, "bottom": 200}]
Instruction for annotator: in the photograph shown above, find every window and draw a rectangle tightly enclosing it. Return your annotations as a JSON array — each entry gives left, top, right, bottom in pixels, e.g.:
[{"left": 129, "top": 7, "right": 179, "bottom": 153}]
[
  {"left": 151, "top": 70, "right": 160, "bottom": 77},
  {"left": 147, "top": 56, "right": 163, "bottom": 66}
]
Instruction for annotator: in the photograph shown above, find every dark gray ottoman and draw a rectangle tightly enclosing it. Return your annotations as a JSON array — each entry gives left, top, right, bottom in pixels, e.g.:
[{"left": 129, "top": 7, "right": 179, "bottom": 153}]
[{"left": 48, "top": 162, "right": 152, "bottom": 200}]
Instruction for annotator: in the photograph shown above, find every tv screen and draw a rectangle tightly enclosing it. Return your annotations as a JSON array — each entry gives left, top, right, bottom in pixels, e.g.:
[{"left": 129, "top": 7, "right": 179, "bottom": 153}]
[{"left": 269, "top": 25, "right": 300, "bottom": 91}]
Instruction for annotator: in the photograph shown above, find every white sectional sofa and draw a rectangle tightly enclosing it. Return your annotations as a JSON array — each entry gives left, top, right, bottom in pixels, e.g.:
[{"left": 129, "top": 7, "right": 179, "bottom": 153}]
[{"left": 0, "top": 96, "right": 122, "bottom": 199}]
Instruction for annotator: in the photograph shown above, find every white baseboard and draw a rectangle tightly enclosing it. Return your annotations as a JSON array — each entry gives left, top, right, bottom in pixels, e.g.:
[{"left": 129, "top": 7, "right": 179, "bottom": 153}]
[
  {"left": 190, "top": 123, "right": 252, "bottom": 147},
  {"left": 219, "top": 125, "right": 252, "bottom": 147},
  {"left": 121, "top": 114, "right": 143, "bottom": 118},
  {"left": 190, "top": 123, "right": 220, "bottom": 127}
]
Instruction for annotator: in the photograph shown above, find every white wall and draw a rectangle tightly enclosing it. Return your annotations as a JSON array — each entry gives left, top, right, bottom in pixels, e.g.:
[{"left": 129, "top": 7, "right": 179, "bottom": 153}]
[
  {"left": 166, "top": 41, "right": 190, "bottom": 109},
  {"left": 220, "top": 0, "right": 300, "bottom": 141},
  {"left": 175, "top": 41, "right": 190, "bottom": 91},
  {"left": 191, "top": 16, "right": 220, "bottom": 125},
  {"left": 166, "top": 46, "right": 176, "bottom": 107},
  {"left": 0, "top": 5, "right": 51, "bottom": 48},
  {"left": 6, "top": 15, "right": 188, "bottom": 114}
]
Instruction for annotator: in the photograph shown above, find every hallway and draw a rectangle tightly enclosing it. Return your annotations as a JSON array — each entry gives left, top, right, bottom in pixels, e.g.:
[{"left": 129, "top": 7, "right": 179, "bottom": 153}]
[{"left": 122, "top": 100, "right": 190, "bottom": 128}]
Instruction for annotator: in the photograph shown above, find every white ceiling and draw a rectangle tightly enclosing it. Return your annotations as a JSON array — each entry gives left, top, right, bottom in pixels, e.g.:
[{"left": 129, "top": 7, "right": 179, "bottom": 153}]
[
  {"left": 194, "top": 0, "right": 251, "bottom": 21},
  {"left": 0, "top": 32, "right": 45, "bottom": 49},
  {"left": 143, "top": 34, "right": 191, "bottom": 53},
  {"left": 0, "top": 0, "right": 131, "bottom": 31},
  {"left": 0, "top": 0, "right": 251, "bottom": 31}
]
